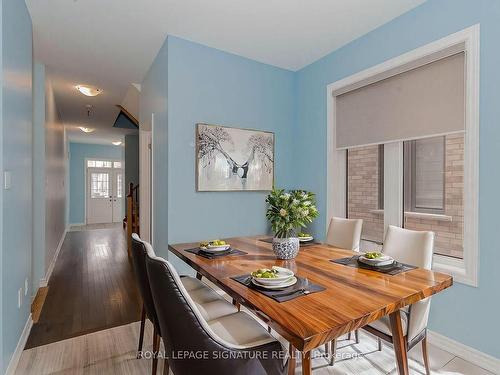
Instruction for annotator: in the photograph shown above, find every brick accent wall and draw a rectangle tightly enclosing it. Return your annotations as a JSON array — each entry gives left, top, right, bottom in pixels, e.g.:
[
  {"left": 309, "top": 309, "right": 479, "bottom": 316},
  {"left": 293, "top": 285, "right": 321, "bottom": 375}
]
[
  {"left": 347, "top": 145, "right": 384, "bottom": 243},
  {"left": 404, "top": 133, "right": 464, "bottom": 259}
]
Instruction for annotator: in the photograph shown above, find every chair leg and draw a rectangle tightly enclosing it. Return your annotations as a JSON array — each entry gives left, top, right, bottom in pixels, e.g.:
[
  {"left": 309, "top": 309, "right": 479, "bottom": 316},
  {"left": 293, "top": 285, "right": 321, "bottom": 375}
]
[
  {"left": 422, "top": 335, "right": 431, "bottom": 375},
  {"left": 324, "top": 343, "right": 330, "bottom": 357},
  {"left": 377, "top": 337, "right": 382, "bottom": 351},
  {"left": 287, "top": 343, "right": 296, "bottom": 375},
  {"left": 196, "top": 272, "right": 202, "bottom": 280},
  {"left": 347, "top": 331, "right": 352, "bottom": 341},
  {"left": 152, "top": 329, "right": 161, "bottom": 375},
  {"left": 354, "top": 329, "right": 359, "bottom": 344},
  {"left": 137, "top": 305, "right": 146, "bottom": 358},
  {"left": 329, "top": 338, "right": 337, "bottom": 366}
]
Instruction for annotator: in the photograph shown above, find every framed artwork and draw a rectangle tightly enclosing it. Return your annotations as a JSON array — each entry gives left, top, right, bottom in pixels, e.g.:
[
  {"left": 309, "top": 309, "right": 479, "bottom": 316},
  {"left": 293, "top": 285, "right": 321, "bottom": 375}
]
[{"left": 196, "top": 123, "right": 274, "bottom": 191}]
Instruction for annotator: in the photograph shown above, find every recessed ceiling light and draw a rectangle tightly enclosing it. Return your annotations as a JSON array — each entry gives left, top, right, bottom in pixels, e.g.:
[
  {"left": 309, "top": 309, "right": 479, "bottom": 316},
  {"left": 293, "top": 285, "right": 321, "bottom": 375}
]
[
  {"left": 79, "top": 127, "right": 95, "bottom": 133},
  {"left": 112, "top": 141, "right": 122, "bottom": 146},
  {"left": 76, "top": 85, "right": 101, "bottom": 97}
]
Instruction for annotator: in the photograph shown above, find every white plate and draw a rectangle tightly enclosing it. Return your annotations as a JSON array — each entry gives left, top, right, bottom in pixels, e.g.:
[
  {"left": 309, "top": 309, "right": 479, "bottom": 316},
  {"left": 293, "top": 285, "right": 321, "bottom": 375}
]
[
  {"left": 252, "top": 266, "right": 294, "bottom": 285},
  {"left": 359, "top": 255, "right": 394, "bottom": 267},
  {"left": 201, "top": 244, "right": 231, "bottom": 253},
  {"left": 252, "top": 276, "right": 297, "bottom": 289},
  {"left": 299, "top": 236, "right": 313, "bottom": 242}
]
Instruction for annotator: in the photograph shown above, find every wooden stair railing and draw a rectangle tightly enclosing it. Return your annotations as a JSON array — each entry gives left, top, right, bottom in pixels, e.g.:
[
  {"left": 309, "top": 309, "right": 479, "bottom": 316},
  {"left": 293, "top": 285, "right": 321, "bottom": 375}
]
[{"left": 126, "top": 182, "right": 140, "bottom": 258}]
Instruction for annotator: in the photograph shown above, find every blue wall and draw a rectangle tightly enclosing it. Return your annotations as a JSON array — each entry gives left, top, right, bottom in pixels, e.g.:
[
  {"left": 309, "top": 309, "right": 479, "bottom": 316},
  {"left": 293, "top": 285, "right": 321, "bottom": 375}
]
[
  {"left": 69, "top": 142, "right": 124, "bottom": 224},
  {"left": 141, "top": 36, "right": 296, "bottom": 270},
  {"left": 1, "top": 0, "right": 33, "bottom": 372},
  {"left": 169, "top": 37, "right": 295, "bottom": 270},
  {"left": 294, "top": 0, "right": 500, "bottom": 359},
  {"left": 32, "top": 62, "right": 46, "bottom": 293}
]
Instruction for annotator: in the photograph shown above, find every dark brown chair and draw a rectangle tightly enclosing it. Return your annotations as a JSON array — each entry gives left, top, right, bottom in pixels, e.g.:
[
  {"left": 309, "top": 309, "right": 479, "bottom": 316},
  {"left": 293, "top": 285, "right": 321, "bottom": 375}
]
[
  {"left": 145, "top": 249, "right": 288, "bottom": 375},
  {"left": 130, "top": 234, "right": 163, "bottom": 375},
  {"left": 131, "top": 234, "right": 241, "bottom": 374}
]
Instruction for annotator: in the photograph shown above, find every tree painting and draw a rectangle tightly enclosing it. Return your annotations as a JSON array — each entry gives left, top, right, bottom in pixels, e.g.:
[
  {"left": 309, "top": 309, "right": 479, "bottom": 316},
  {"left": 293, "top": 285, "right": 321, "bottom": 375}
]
[{"left": 196, "top": 124, "right": 274, "bottom": 191}]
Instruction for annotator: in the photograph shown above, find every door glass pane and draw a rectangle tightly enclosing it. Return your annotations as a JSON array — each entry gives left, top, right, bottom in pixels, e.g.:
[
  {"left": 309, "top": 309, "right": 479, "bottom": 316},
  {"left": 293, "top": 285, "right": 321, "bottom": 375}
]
[
  {"left": 113, "top": 161, "right": 122, "bottom": 169},
  {"left": 404, "top": 134, "right": 464, "bottom": 259},
  {"left": 87, "top": 160, "right": 96, "bottom": 168},
  {"left": 91, "top": 173, "right": 110, "bottom": 198},
  {"left": 347, "top": 144, "right": 384, "bottom": 249},
  {"left": 116, "top": 173, "right": 123, "bottom": 198}
]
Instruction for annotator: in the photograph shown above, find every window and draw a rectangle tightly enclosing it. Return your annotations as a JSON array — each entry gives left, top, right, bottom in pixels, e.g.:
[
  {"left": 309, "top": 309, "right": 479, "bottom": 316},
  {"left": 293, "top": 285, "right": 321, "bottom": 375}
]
[
  {"left": 404, "top": 134, "right": 464, "bottom": 259},
  {"left": 87, "top": 160, "right": 123, "bottom": 168},
  {"left": 90, "top": 173, "right": 110, "bottom": 198},
  {"left": 347, "top": 144, "right": 384, "bottom": 247},
  {"left": 328, "top": 26, "right": 479, "bottom": 286},
  {"left": 116, "top": 173, "right": 123, "bottom": 198},
  {"left": 404, "top": 137, "right": 445, "bottom": 214}
]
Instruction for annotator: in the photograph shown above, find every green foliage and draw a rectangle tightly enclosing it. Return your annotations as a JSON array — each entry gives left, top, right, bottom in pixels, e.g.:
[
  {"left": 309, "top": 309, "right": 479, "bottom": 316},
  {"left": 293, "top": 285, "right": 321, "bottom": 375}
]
[{"left": 265, "top": 189, "right": 319, "bottom": 238}]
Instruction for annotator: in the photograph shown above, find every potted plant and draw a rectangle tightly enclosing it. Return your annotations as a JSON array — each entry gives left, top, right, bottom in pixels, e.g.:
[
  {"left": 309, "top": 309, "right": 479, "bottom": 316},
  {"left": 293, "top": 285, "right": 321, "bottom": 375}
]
[{"left": 265, "top": 189, "right": 319, "bottom": 259}]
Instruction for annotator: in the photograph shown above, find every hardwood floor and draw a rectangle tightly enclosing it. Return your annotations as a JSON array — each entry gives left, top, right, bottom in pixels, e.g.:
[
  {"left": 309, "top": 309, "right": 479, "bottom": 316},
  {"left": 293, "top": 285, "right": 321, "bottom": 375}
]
[{"left": 25, "top": 226, "right": 142, "bottom": 349}]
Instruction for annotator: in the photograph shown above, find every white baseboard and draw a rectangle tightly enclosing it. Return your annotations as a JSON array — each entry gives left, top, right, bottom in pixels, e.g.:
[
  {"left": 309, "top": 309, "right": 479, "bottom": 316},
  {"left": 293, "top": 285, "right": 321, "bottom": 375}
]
[
  {"left": 428, "top": 330, "right": 500, "bottom": 374},
  {"left": 39, "top": 229, "right": 67, "bottom": 288},
  {"left": 69, "top": 222, "right": 85, "bottom": 227},
  {"left": 5, "top": 314, "right": 33, "bottom": 375}
]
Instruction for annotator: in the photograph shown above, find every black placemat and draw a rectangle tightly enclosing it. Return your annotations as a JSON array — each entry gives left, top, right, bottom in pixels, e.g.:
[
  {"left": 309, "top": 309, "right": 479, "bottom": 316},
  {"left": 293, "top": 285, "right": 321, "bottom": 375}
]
[
  {"left": 330, "top": 255, "right": 417, "bottom": 275},
  {"left": 184, "top": 247, "right": 247, "bottom": 259},
  {"left": 231, "top": 274, "right": 325, "bottom": 302},
  {"left": 258, "top": 237, "right": 319, "bottom": 247}
]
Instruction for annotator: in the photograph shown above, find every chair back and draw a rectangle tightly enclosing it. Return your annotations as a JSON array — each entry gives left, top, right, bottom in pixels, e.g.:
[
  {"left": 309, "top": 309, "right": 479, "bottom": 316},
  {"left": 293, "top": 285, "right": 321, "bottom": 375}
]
[
  {"left": 145, "top": 252, "right": 286, "bottom": 375},
  {"left": 326, "top": 217, "right": 363, "bottom": 251},
  {"left": 131, "top": 233, "right": 160, "bottom": 334},
  {"left": 383, "top": 225, "right": 434, "bottom": 341},
  {"left": 382, "top": 225, "right": 434, "bottom": 269}
]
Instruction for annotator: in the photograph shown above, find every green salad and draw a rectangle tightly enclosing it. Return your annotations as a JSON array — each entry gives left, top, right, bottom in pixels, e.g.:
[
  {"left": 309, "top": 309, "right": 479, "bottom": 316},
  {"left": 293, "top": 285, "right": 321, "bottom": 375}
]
[
  {"left": 298, "top": 233, "right": 312, "bottom": 238},
  {"left": 364, "top": 252, "right": 383, "bottom": 259},
  {"left": 251, "top": 268, "right": 278, "bottom": 279}
]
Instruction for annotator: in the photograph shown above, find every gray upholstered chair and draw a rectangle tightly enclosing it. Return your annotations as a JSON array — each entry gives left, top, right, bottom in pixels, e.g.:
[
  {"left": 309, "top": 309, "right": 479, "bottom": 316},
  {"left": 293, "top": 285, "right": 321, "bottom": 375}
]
[
  {"left": 131, "top": 234, "right": 238, "bottom": 374},
  {"left": 144, "top": 245, "right": 288, "bottom": 375}
]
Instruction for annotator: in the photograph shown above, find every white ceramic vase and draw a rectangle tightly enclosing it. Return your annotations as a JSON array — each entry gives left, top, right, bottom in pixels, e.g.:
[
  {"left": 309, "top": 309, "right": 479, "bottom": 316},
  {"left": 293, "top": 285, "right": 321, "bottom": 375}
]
[{"left": 272, "top": 237, "right": 300, "bottom": 260}]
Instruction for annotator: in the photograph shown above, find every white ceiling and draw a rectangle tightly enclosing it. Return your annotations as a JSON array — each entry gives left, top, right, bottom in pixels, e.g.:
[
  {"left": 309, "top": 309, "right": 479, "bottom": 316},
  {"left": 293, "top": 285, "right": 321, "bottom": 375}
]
[{"left": 26, "top": 0, "right": 426, "bottom": 144}]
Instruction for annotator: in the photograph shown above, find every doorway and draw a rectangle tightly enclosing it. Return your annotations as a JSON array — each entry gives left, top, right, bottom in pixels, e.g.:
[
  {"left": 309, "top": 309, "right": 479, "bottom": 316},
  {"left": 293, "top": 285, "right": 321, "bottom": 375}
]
[{"left": 86, "top": 159, "right": 124, "bottom": 224}]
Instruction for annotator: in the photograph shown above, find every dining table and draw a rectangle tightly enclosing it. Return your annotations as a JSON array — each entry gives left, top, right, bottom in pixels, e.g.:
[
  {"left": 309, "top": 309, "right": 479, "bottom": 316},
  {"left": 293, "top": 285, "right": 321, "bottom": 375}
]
[{"left": 168, "top": 236, "right": 453, "bottom": 375}]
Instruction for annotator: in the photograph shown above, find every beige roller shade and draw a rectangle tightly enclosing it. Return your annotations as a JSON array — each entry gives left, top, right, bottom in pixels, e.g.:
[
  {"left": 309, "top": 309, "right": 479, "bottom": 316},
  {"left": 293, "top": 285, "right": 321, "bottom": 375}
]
[{"left": 335, "top": 52, "right": 465, "bottom": 149}]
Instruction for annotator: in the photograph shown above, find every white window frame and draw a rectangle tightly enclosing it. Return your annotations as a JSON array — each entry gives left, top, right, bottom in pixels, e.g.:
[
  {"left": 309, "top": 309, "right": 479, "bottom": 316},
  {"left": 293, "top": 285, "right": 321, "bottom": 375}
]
[{"left": 327, "top": 25, "right": 479, "bottom": 286}]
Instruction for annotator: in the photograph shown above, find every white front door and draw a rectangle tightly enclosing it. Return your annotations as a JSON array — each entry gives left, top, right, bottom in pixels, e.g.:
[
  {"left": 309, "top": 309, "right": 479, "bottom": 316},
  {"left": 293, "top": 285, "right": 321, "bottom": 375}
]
[
  {"left": 87, "top": 168, "right": 113, "bottom": 224},
  {"left": 112, "top": 170, "right": 124, "bottom": 222}
]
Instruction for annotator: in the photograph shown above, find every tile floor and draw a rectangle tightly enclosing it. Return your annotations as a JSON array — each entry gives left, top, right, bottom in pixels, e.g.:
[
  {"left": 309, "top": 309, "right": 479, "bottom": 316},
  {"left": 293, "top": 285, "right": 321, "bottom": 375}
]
[{"left": 15, "top": 319, "right": 495, "bottom": 375}]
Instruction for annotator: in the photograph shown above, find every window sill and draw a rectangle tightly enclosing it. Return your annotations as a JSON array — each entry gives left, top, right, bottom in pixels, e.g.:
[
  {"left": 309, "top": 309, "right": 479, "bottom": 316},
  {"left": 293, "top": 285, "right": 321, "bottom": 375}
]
[
  {"left": 369, "top": 209, "right": 384, "bottom": 215},
  {"left": 404, "top": 211, "right": 452, "bottom": 222},
  {"left": 432, "top": 254, "right": 478, "bottom": 287}
]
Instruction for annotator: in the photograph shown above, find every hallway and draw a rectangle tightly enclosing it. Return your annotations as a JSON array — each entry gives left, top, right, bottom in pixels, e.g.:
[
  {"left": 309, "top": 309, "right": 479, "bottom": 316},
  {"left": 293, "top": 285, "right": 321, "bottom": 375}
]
[{"left": 26, "top": 226, "right": 142, "bottom": 349}]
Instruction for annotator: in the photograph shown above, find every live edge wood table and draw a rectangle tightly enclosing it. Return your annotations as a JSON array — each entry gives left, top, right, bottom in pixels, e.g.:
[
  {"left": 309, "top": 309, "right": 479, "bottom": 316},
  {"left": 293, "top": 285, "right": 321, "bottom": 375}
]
[{"left": 168, "top": 236, "right": 453, "bottom": 375}]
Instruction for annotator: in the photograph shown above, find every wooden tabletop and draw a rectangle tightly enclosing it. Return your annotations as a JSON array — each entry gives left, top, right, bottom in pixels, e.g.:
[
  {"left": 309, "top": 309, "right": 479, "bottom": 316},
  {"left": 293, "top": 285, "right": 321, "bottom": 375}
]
[{"left": 168, "top": 236, "right": 453, "bottom": 353}]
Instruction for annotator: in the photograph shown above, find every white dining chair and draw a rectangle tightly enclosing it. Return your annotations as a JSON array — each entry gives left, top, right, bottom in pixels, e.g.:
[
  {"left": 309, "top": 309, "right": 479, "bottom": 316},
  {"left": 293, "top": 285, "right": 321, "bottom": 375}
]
[
  {"left": 325, "top": 217, "right": 363, "bottom": 356},
  {"left": 326, "top": 217, "right": 363, "bottom": 251},
  {"left": 363, "top": 225, "right": 435, "bottom": 375}
]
